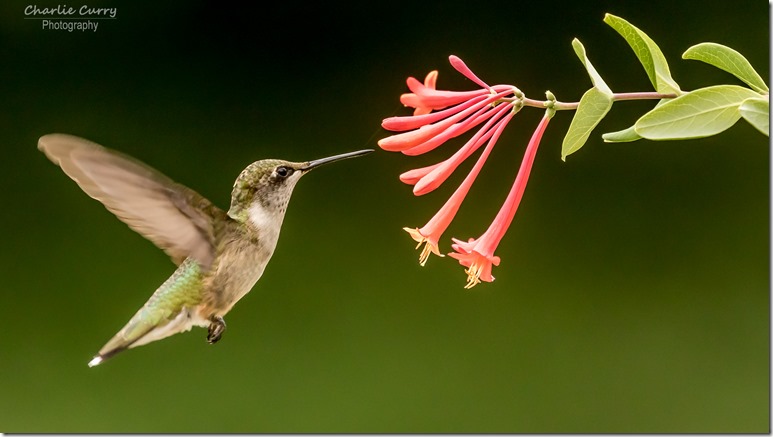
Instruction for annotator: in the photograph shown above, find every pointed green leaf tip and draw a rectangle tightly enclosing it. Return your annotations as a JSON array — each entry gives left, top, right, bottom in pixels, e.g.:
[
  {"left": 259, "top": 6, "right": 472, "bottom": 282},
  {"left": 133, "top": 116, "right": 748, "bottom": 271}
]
[
  {"left": 739, "top": 97, "right": 769, "bottom": 136},
  {"left": 561, "top": 39, "right": 613, "bottom": 160},
  {"left": 571, "top": 38, "right": 612, "bottom": 94},
  {"left": 602, "top": 99, "right": 669, "bottom": 143},
  {"left": 635, "top": 85, "right": 760, "bottom": 140},
  {"left": 683, "top": 42, "right": 769, "bottom": 94},
  {"left": 602, "top": 125, "right": 641, "bottom": 143},
  {"left": 603, "top": 13, "right": 680, "bottom": 95}
]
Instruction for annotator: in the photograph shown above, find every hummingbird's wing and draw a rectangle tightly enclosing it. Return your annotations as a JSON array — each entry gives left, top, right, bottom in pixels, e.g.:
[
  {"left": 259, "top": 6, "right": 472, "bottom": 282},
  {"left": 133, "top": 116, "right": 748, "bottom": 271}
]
[{"left": 39, "top": 133, "right": 227, "bottom": 270}]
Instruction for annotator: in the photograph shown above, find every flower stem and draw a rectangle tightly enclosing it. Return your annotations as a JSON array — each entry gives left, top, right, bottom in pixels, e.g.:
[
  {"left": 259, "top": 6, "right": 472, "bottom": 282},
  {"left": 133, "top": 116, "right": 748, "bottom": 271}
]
[
  {"left": 611, "top": 91, "right": 680, "bottom": 101},
  {"left": 515, "top": 91, "right": 679, "bottom": 111}
]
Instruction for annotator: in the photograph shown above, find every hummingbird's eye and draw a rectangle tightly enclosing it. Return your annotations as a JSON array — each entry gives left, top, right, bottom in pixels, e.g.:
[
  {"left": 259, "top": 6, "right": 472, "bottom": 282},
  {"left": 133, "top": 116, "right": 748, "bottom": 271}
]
[{"left": 275, "top": 166, "right": 293, "bottom": 178}]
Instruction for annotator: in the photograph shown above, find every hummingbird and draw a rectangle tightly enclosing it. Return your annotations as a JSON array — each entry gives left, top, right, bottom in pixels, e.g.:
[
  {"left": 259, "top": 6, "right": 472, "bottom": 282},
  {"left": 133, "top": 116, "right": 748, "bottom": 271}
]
[{"left": 38, "top": 133, "right": 373, "bottom": 367}]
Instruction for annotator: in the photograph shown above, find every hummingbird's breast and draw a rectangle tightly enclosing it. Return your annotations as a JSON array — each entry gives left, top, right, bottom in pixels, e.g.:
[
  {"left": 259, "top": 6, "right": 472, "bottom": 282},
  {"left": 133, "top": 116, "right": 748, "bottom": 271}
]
[{"left": 198, "top": 218, "right": 282, "bottom": 317}]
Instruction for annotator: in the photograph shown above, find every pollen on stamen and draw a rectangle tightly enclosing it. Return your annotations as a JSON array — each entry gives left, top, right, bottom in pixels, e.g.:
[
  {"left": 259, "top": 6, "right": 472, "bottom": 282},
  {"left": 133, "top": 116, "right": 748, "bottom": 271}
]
[
  {"left": 417, "top": 242, "right": 433, "bottom": 266},
  {"left": 463, "top": 264, "right": 484, "bottom": 289},
  {"left": 404, "top": 227, "right": 444, "bottom": 266}
]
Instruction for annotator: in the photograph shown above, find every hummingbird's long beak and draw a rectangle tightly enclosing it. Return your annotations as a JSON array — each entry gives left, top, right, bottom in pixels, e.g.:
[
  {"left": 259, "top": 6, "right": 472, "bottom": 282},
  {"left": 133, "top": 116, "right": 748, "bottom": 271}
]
[{"left": 300, "top": 149, "right": 374, "bottom": 172}]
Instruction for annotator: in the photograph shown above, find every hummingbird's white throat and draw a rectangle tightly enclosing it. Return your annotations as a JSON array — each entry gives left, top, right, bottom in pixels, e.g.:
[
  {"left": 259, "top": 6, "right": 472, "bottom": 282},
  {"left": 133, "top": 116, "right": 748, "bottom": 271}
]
[
  {"left": 245, "top": 170, "right": 301, "bottom": 233},
  {"left": 247, "top": 199, "right": 286, "bottom": 243},
  {"left": 247, "top": 201, "right": 273, "bottom": 230}
]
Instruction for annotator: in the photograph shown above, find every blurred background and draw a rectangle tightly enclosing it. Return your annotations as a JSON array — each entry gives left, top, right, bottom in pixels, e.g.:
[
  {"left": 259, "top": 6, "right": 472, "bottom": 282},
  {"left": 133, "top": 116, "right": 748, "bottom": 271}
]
[{"left": 0, "top": 0, "right": 768, "bottom": 432}]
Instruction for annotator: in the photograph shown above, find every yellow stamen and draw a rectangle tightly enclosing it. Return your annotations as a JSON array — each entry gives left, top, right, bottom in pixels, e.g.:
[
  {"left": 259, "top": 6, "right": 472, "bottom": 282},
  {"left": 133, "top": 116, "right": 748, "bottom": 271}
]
[
  {"left": 403, "top": 227, "right": 444, "bottom": 266},
  {"left": 417, "top": 242, "right": 433, "bottom": 266},
  {"left": 463, "top": 263, "right": 483, "bottom": 289}
]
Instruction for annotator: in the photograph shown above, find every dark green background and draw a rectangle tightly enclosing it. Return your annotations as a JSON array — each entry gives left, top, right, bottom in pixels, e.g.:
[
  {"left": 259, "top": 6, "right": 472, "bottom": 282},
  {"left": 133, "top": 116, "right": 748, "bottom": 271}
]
[{"left": 0, "top": 0, "right": 768, "bottom": 432}]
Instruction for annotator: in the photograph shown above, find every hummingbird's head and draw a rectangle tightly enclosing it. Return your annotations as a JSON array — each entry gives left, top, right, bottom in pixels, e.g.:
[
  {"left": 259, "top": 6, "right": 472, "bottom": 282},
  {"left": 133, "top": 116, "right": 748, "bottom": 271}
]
[{"left": 228, "top": 149, "right": 373, "bottom": 228}]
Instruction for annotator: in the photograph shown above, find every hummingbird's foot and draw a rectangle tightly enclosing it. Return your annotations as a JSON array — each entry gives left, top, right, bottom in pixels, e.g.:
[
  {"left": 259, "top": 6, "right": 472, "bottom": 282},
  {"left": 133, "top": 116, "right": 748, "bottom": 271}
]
[{"left": 207, "top": 315, "right": 226, "bottom": 344}]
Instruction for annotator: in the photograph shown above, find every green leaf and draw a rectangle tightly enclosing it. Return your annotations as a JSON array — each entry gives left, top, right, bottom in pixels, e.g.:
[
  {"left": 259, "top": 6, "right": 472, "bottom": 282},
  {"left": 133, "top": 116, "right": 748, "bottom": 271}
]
[
  {"left": 634, "top": 85, "right": 760, "bottom": 140},
  {"left": 604, "top": 14, "right": 681, "bottom": 94},
  {"left": 602, "top": 125, "right": 642, "bottom": 143},
  {"left": 602, "top": 99, "right": 671, "bottom": 143},
  {"left": 572, "top": 38, "right": 612, "bottom": 94},
  {"left": 683, "top": 42, "right": 769, "bottom": 93},
  {"left": 561, "top": 39, "right": 614, "bottom": 160},
  {"left": 739, "top": 97, "right": 769, "bottom": 136},
  {"left": 561, "top": 87, "right": 613, "bottom": 160}
]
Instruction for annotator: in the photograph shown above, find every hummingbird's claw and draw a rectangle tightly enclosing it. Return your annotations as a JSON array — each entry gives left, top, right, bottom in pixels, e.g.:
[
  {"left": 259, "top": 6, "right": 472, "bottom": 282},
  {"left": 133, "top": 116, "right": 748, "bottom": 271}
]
[{"left": 207, "top": 315, "right": 227, "bottom": 344}]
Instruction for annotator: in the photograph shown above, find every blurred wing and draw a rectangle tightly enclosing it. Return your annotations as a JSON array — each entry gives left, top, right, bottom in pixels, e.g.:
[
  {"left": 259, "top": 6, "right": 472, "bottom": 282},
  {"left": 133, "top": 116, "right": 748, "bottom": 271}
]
[{"left": 39, "top": 133, "right": 227, "bottom": 269}]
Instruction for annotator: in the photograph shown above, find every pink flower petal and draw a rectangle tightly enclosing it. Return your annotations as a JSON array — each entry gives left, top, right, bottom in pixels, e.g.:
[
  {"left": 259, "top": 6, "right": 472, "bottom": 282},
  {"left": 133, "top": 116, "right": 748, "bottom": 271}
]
[
  {"left": 450, "top": 237, "right": 477, "bottom": 254},
  {"left": 378, "top": 124, "right": 445, "bottom": 152},
  {"left": 399, "top": 162, "right": 442, "bottom": 185},
  {"left": 403, "top": 227, "right": 443, "bottom": 266},
  {"left": 399, "top": 93, "right": 422, "bottom": 110},
  {"left": 449, "top": 55, "right": 491, "bottom": 90},
  {"left": 383, "top": 94, "right": 490, "bottom": 132},
  {"left": 379, "top": 89, "right": 509, "bottom": 152},
  {"left": 423, "top": 70, "right": 438, "bottom": 89},
  {"left": 411, "top": 103, "right": 512, "bottom": 194},
  {"left": 410, "top": 109, "right": 514, "bottom": 259},
  {"left": 401, "top": 106, "right": 491, "bottom": 157},
  {"left": 474, "top": 114, "right": 550, "bottom": 256},
  {"left": 404, "top": 75, "right": 489, "bottom": 111},
  {"left": 447, "top": 113, "right": 552, "bottom": 288},
  {"left": 447, "top": 250, "right": 500, "bottom": 288},
  {"left": 399, "top": 89, "right": 513, "bottom": 156}
]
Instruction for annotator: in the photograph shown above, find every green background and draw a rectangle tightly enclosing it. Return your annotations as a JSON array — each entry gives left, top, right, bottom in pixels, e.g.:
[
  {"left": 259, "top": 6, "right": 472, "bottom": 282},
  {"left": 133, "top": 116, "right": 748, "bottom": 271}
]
[{"left": 0, "top": 0, "right": 768, "bottom": 432}]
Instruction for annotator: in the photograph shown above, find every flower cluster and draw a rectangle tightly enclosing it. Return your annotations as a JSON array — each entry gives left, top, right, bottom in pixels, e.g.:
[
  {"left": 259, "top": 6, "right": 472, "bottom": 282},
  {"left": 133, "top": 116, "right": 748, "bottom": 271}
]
[{"left": 379, "top": 55, "right": 554, "bottom": 288}]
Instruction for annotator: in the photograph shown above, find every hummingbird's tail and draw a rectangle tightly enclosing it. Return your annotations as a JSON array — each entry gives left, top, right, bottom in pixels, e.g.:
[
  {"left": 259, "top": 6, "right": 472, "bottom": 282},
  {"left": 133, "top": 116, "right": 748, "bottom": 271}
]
[
  {"left": 88, "top": 306, "right": 209, "bottom": 367},
  {"left": 87, "top": 316, "right": 154, "bottom": 367},
  {"left": 88, "top": 346, "right": 128, "bottom": 367},
  {"left": 87, "top": 258, "right": 208, "bottom": 367}
]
